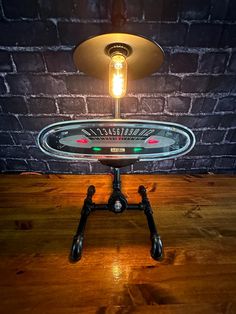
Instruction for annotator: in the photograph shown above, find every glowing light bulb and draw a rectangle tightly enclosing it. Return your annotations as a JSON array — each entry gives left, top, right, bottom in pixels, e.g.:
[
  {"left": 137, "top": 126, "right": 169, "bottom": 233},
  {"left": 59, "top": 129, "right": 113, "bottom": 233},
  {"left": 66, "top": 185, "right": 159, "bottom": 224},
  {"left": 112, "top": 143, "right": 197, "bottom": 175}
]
[{"left": 109, "top": 53, "right": 127, "bottom": 98}]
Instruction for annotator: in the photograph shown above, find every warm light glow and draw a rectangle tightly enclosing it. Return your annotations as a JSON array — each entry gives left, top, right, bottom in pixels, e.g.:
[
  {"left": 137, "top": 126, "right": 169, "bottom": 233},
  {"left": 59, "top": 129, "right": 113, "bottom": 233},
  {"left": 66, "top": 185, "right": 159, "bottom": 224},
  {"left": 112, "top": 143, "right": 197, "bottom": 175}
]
[{"left": 109, "top": 53, "right": 127, "bottom": 98}]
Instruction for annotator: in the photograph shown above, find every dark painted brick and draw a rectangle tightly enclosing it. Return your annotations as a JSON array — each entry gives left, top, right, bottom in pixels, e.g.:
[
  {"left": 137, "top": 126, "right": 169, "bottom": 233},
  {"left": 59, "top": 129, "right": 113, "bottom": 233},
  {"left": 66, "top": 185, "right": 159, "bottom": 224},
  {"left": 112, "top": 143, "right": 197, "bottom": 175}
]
[
  {"left": 0, "top": 51, "right": 13, "bottom": 72},
  {"left": 90, "top": 162, "right": 110, "bottom": 174},
  {"left": 180, "top": 0, "right": 211, "bottom": 20},
  {"left": 121, "top": 22, "right": 187, "bottom": 47},
  {"left": 225, "top": 0, "right": 236, "bottom": 21},
  {"left": 207, "top": 75, "right": 236, "bottom": 93},
  {"left": 0, "top": 77, "right": 6, "bottom": 95},
  {"left": 226, "top": 130, "right": 236, "bottom": 142},
  {"left": 0, "top": 132, "right": 14, "bottom": 145},
  {"left": 220, "top": 25, "right": 236, "bottom": 48},
  {"left": 181, "top": 75, "right": 210, "bottom": 93},
  {"left": 57, "top": 97, "right": 86, "bottom": 114},
  {"left": 47, "top": 160, "right": 88, "bottom": 173},
  {"left": 227, "top": 53, "right": 236, "bottom": 73},
  {"left": 175, "top": 115, "right": 221, "bottom": 129},
  {"left": 153, "top": 159, "right": 174, "bottom": 171},
  {"left": 174, "top": 158, "right": 194, "bottom": 169},
  {"left": 130, "top": 113, "right": 161, "bottom": 121},
  {"left": 202, "top": 130, "right": 226, "bottom": 143},
  {"left": 27, "top": 146, "right": 54, "bottom": 160},
  {"left": 13, "top": 52, "right": 45, "bottom": 73},
  {"left": 5, "top": 159, "right": 28, "bottom": 171},
  {"left": 66, "top": 75, "right": 106, "bottom": 95},
  {"left": 194, "top": 158, "right": 213, "bottom": 168},
  {"left": 191, "top": 97, "right": 216, "bottom": 114},
  {"left": 215, "top": 157, "right": 235, "bottom": 169},
  {"left": 134, "top": 160, "right": 174, "bottom": 172},
  {"left": 210, "top": 0, "right": 229, "bottom": 20},
  {"left": 120, "top": 97, "right": 138, "bottom": 114},
  {"left": 87, "top": 97, "right": 112, "bottom": 114},
  {"left": 129, "top": 75, "right": 180, "bottom": 93},
  {"left": 215, "top": 97, "right": 236, "bottom": 112},
  {"left": 19, "top": 116, "right": 65, "bottom": 131},
  {"left": 68, "top": 162, "right": 90, "bottom": 173},
  {"left": 120, "top": 23, "right": 156, "bottom": 41},
  {"left": 164, "top": 75, "right": 181, "bottom": 92},
  {"left": 6, "top": 74, "right": 67, "bottom": 95},
  {"left": 0, "top": 159, "right": 7, "bottom": 171},
  {"left": 46, "top": 161, "right": 71, "bottom": 173},
  {"left": 188, "top": 144, "right": 213, "bottom": 156},
  {"left": 144, "top": 0, "right": 180, "bottom": 21},
  {"left": 133, "top": 161, "right": 153, "bottom": 173},
  {"left": 28, "top": 97, "right": 57, "bottom": 114},
  {"left": 0, "top": 146, "right": 27, "bottom": 158},
  {"left": 211, "top": 144, "right": 236, "bottom": 156},
  {"left": 139, "top": 97, "right": 164, "bottom": 114},
  {"left": 58, "top": 22, "right": 109, "bottom": 45},
  {"left": 219, "top": 114, "right": 236, "bottom": 128},
  {"left": 11, "top": 132, "right": 35, "bottom": 145},
  {"left": 0, "top": 21, "right": 58, "bottom": 46},
  {"left": 0, "top": 97, "right": 28, "bottom": 114},
  {"left": 155, "top": 23, "right": 187, "bottom": 46},
  {"left": 125, "top": 0, "right": 143, "bottom": 19},
  {"left": 39, "top": 0, "right": 78, "bottom": 17},
  {"left": 0, "top": 115, "right": 22, "bottom": 131},
  {"left": 158, "top": 52, "right": 170, "bottom": 74},
  {"left": 44, "top": 51, "right": 76, "bottom": 73},
  {"left": 167, "top": 96, "right": 191, "bottom": 113},
  {"left": 39, "top": 0, "right": 108, "bottom": 19},
  {"left": 2, "top": 0, "right": 38, "bottom": 18},
  {"left": 170, "top": 53, "right": 198, "bottom": 73},
  {"left": 199, "top": 53, "right": 229, "bottom": 74},
  {"left": 128, "top": 77, "right": 163, "bottom": 94},
  {"left": 187, "top": 24, "right": 222, "bottom": 48},
  {"left": 28, "top": 160, "right": 48, "bottom": 172},
  {"left": 192, "top": 130, "right": 202, "bottom": 143}
]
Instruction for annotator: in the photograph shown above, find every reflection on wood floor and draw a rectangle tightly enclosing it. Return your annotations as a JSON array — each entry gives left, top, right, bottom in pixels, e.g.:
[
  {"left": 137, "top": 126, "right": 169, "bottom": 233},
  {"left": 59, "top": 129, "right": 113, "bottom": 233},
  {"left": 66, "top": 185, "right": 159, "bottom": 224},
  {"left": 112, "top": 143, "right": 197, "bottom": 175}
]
[{"left": 0, "top": 173, "right": 236, "bottom": 313}]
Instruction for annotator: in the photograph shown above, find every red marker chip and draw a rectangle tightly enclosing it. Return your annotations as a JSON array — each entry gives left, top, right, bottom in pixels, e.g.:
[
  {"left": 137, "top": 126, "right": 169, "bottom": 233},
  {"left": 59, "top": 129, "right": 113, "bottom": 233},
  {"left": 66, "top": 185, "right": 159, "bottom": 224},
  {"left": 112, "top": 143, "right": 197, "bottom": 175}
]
[
  {"left": 76, "top": 138, "right": 89, "bottom": 144},
  {"left": 147, "top": 138, "right": 159, "bottom": 144}
]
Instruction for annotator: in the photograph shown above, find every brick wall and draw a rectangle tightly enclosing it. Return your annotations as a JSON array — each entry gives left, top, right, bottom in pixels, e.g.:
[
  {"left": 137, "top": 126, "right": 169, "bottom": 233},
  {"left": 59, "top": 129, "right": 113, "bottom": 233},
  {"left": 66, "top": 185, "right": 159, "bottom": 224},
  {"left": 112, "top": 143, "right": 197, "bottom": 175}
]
[{"left": 0, "top": 0, "right": 235, "bottom": 174}]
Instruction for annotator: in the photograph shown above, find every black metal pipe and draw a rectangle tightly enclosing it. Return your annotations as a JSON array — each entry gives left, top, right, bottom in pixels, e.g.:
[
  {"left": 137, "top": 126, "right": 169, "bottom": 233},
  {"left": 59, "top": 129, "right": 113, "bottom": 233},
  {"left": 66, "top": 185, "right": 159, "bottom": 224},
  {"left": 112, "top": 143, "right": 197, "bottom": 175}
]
[
  {"left": 113, "top": 167, "right": 121, "bottom": 190},
  {"left": 127, "top": 204, "right": 144, "bottom": 210}
]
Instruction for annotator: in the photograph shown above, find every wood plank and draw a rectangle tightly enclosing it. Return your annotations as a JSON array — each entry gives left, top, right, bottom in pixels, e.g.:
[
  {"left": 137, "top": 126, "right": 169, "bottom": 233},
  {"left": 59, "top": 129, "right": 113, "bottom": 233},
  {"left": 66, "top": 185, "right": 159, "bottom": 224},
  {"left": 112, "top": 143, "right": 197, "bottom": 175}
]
[{"left": 0, "top": 174, "right": 236, "bottom": 313}]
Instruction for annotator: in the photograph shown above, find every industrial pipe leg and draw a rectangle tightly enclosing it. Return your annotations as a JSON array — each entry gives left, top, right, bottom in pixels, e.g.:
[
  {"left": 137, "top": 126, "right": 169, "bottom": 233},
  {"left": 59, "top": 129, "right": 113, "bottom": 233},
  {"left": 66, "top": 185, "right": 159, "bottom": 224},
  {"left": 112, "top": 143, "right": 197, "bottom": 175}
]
[
  {"left": 69, "top": 185, "right": 95, "bottom": 263},
  {"left": 138, "top": 185, "right": 163, "bottom": 261}
]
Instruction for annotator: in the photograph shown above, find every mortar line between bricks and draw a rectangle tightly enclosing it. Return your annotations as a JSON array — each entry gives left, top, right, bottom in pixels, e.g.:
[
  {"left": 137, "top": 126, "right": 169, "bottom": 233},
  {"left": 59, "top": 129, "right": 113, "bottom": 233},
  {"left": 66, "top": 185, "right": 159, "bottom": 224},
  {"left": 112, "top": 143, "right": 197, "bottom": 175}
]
[
  {"left": 225, "top": 48, "right": 233, "bottom": 73},
  {"left": 54, "top": 99, "right": 60, "bottom": 114},
  {"left": 0, "top": 18, "right": 180, "bottom": 24},
  {"left": 9, "top": 111, "right": 236, "bottom": 117},
  {"left": 3, "top": 76, "right": 10, "bottom": 94},
  {"left": 0, "top": 0, "right": 5, "bottom": 19},
  {"left": 2, "top": 93, "right": 236, "bottom": 98},
  {"left": 1, "top": 14, "right": 236, "bottom": 24},
  {"left": 4, "top": 71, "right": 236, "bottom": 77},
  {"left": 24, "top": 96, "right": 30, "bottom": 114},
  {"left": 0, "top": 16, "right": 110, "bottom": 23},
  {"left": 0, "top": 46, "right": 236, "bottom": 54},
  {"left": 188, "top": 97, "right": 194, "bottom": 114},
  {"left": 41, "top": 52, "right": 48, "bottom": 73},
  {"left": 83, "top": 95, "right": 89, "bottom": 114},
  {"left": 9, "top": 54, "right": 17, "bottom": 73},
  {"left": 49, "top": 18, "right": 61, "bottom": 45}
]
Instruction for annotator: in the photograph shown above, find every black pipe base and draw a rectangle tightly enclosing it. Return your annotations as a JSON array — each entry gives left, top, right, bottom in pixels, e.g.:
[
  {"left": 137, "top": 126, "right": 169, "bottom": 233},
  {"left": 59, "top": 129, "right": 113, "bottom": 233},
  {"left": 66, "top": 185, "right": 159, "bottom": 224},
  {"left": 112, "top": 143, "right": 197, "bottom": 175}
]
[{"left": 69, "top": 168, "right": 163, "bottom": 262}]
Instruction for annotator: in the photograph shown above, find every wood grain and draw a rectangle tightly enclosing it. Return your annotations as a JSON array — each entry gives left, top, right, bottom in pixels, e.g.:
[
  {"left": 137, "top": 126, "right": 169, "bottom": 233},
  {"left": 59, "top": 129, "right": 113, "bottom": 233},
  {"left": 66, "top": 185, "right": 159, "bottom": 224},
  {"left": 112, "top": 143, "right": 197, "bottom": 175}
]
[{"left": 0, "top": 173, "right": 236, "bottom": 313}]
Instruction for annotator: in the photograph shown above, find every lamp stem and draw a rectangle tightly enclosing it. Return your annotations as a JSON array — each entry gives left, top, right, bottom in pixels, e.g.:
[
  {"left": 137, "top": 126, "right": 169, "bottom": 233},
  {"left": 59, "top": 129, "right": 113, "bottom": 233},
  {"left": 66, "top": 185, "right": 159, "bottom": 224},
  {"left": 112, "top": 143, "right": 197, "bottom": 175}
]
[{"left": 114, "top": 98, "right": 121, "bottom": 119}]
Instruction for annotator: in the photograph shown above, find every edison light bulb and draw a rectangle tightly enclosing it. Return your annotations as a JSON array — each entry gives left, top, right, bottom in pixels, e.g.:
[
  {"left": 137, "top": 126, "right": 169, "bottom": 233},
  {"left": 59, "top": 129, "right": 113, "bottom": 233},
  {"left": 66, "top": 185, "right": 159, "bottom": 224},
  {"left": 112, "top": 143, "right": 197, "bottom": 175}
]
[{"left": 109, "top": 53, "right": 127, "bottom": 98}]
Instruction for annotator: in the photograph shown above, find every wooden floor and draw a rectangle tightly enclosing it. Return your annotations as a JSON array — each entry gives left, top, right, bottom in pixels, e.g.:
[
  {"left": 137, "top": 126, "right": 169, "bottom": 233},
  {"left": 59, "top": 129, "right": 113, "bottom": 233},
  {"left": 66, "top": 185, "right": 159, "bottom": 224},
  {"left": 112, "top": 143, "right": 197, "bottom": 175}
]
[{"left": 0, "top": 173, "right": 236, "bottom": 313}]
